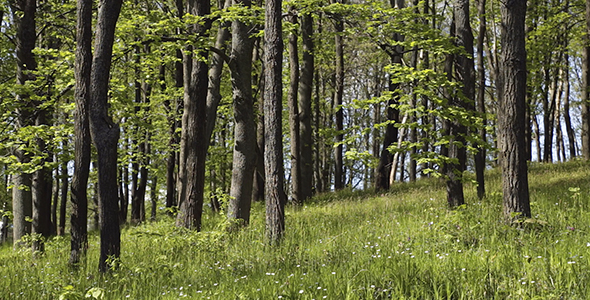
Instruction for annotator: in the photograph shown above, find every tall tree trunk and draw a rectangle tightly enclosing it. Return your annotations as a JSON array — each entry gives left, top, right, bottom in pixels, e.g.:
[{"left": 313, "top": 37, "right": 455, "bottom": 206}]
[
  {"left": 499, "top": 0, "right": 530, "bottom": 220},
  {"left": 264, "top": 0, "right": 287, "bottom": 245},
  {"left": 582, "top": 0, "right": 590, "bottom": 160},
  {"left": 333, "top": 1, "right": 345, "bottom": 190},
  {"left": 70, "top": 0, "right": 92, "bottom": 265},
  {"left": 287, "top": 9, "right": 302, "bottom": 204},
  {"left": 11, "top": 0, "right": 36, "bottom": 248},
  {"left": 474, "top": 0, "right": 486, "bottom": 199},
  {"left": 299, "top": 12, "right": 314, "bottom": 201},
  {"left": 176, "top": 0, "right": 211, "bottom": 230},
  {"left": 227, "top": 0, "right": 256, "bottom": 224},
  {"left": 89, "top": 0, "right": 123, "bottom": 272}
]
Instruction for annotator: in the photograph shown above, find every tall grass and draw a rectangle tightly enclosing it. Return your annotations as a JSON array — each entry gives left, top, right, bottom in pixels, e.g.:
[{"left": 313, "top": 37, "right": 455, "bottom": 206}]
[{"left": 1, "top": 160, "right": 590, "bottom": 299}]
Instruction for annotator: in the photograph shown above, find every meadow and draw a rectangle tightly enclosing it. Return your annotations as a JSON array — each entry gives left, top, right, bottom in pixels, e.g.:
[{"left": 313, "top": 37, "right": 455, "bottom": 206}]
[{"left": 2, "top": 161, "right": 590, "bottom": 299}]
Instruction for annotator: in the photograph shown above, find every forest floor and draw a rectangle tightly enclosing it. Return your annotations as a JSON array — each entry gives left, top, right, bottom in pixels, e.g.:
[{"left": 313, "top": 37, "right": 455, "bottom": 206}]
[{"left": 2, "top": 161, "right": 590, "bottom": 299}]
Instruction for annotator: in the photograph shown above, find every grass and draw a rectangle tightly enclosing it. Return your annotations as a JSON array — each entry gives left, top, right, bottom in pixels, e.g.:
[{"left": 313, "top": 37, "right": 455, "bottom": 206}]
[{"left": 2, "top": 160, "right": 590, "bottom": 299}]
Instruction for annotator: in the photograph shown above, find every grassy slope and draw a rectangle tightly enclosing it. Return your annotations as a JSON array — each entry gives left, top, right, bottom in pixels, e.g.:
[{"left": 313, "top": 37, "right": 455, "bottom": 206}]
[{"left": 1, "top": 161, "right": 590, "bottom": 299}]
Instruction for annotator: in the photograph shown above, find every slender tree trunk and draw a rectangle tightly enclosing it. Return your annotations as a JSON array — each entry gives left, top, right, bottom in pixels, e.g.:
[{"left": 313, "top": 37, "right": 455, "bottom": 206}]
[
  {"left": 582, "top": 0, "right": 590, "bottom": 160},
  {"left": 264, "top": 0, "right": 287, "bottom": 245},
  {"left": 150, "top": 175, "right": 158, "bottom": 221},
  {"left": 70, "top": 0, "right": 92, "bottom": 265},
  {"left": 333, "top": 1, "right": 345, "bottom": 190},
  {"left": 474, "top": 0, "right": 486, "bottom": 199},
  {"left": 299, "top": 12, "right": 314, "bottom": 201},
  {"left": 89, "top": 0, "right": 123, "bottom": 272},
  {"left": 563, "top": 53, "right": 576, "bottom": 158},
  {"left": 58, "top": 155, "right": 68, "bottom": 236},
  {"left": 288, "top": 10, "right": 302, "bottom": 204},
  {"left": 499, "top": 0, "right": 530, "bottom": 220}
]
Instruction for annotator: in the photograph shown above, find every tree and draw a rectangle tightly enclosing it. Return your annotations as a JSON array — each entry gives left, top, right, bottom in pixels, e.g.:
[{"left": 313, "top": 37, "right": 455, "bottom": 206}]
[
  {"left": 474, "top": 0, "right": 486, "bottom": 199},
  {"left": 264, "top": 0, "right": 286, "bottom": 245},
  {"left": 88, "top": 0, "right": 124, "bottom": 272},
  {"left": 498, "top": 0, "right": 530, "bottom": 219},
  {"left": 10, "top": 0, "right": 37, "bottom": 247},
  {"left": 227, "top": 0, "right": 257, "bottom": 224},
  {"left": 70, "top": 0, "right": 92, "bottom": 265},
  {"left": 176, "top": 0, "right": 211, "bottom": 230},
  {"left": 582, "top": 0, "right": 590, "bottom": 160},
  {"left": 333, "top": 0, "right": 345, "bottom": 190},
  {"left": 287, "top": 7, "right": 302, "bottom": 204},
  {"left": 298, "top": 11, "right": 314, "bottom": 201}
]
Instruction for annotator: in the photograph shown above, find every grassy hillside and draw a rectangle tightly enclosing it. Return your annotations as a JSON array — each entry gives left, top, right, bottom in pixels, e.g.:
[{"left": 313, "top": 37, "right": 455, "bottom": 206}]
[{"left": 1, "top": 161, "right": 590, "bottom": 299}]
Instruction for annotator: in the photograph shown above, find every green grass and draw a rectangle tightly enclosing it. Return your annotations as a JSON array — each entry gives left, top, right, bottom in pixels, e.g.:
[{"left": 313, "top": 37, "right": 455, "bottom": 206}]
[{"left": 2, "top": 160, "right": 590, "bottom": 299}]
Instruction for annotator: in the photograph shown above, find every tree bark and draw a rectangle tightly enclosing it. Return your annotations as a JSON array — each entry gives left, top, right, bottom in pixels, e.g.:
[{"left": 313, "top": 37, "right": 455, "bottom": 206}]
[
  {"left": 227, "top": 0, "right": 256, "bottom": 224},
  {"left": 563, "top": 53, "right": 576, "bottom": 158},
  {"left": 88, "top": 0, "right": 123, "bottom": 272},
  {"left": 299, "top": 12, "right": 314, "bottom": 201},
  {"left": 176, "top": 0, "right": 211, "bottom": 230},
  {"left": 499, "top": 0, "right": 531, "bottom": 220},
  {"left": 70, "top": 0, "right": 92, "bottom": 265},
  {"left": 333, "top": 1, "right": 345, "bottom": 190},
  {"left": 11, "top": 0, "right": 37, "bottom": 247},
  {"left": 582, "top": 0, "right": 590, "bottom": 160},
  {"left": 287, "top": 9, "right": 302, "bottom": 205},
  {"left": 474, "top": 0, "right": 486, "bottom": 199},
  {"left": 264, "top": 0, "right": 287, "bottom": 245}
]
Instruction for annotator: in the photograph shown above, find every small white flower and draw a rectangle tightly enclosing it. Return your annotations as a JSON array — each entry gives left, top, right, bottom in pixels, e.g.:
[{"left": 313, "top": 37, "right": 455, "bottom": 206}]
[{"left": 299, "top": 290, "right": 304, "bottom": 294}]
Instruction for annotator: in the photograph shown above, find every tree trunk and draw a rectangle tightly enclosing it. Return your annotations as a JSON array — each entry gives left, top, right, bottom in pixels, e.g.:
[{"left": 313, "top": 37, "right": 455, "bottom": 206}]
[
  {"left": 499, "top": 0, "right": 531, "bottom": 220},
  {"left": 58, "top": 155, "right": 68, "bottom": 236},
  {"left": 32, "top": 109, "right": 53, "bottom": 252},
  {"left": 228, "top": 0, "right": 256, "bottom": 224},
  {"left": 287, "top": 9, "right": 302, "bottom": 205},
  {"left": 88, "top": 0, "right": 123, "bottom": 272},
  {"left": 176, "top": 0, "right": 211, "bottom": 230},
  {"left": 563, "top": 53, "right": 576, "bottom": 158},
  {"left": 474, "top": 0, "right": 486, "bottom": 199},
  {"left": 70, "top": 0, "right": 92, "bottom": 265},
  {"left": 582, "top": 0, "right": 590, "bottom": 160},
  {"left": 333, "top": 2, "right": 345, "bottom": 190},
  {"left": 299, "top": 12, "right": 314, "bottom": 201},
  {"left": 11, "top": 0, "right": 36, "bottom": 248},
  {"left": 150, "top": 175, "right": 158, "bottom": 221},
  {"left": 264, "top": 0, "right": 287, "bottom": 245}
]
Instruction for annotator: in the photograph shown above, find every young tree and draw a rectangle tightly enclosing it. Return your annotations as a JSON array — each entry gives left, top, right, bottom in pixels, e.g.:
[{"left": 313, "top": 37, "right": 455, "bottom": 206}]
[
  {"left": 287, "top": 8, "right": 302, "bottom": 205},
  {"left": 333, "top": 0, "right": 345, "bottom": 190},
  {"left": 498, "top": 0, "right": 530, "bottom": 219},
  {"left": 88, "top": 0, "right": 124, "bottom": 272},
  {"left": 264, "top": 0, "right": 287, "bottom": 245}
]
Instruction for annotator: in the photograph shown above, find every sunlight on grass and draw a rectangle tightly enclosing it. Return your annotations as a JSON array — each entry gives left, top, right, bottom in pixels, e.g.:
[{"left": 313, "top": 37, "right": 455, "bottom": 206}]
[{"left": 2, "top": 161, "right": 590, "bottom": 299}]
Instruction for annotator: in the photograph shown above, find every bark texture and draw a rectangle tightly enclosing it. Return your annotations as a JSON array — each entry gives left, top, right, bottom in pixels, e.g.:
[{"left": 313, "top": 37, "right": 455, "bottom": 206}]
[
  {"left": 298, "top": 12, "right": 314, "bottom": 201},
  {"left": 264, "top": 0, "right": 287, "bottom": 245},
  {"left": 499, "top": 0, "right": 531, "bottom": 219},
  {"left": 176, "top": 0, "right": 211, "bottom": 230}
]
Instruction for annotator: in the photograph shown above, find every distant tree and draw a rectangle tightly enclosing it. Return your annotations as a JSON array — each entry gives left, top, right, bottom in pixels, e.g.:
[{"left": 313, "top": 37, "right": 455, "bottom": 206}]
[
  {"left": 264, "top": 0, "right": 287, "bottom": 245},
  {"left": 498, "top": 0, "right": 530, "bottom": 219}
]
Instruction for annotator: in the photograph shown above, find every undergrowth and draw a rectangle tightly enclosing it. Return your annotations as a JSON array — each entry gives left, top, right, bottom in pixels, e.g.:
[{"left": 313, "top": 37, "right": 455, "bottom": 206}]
[{"left": 1, "top": 160, "right": 590, "bottom": 299}]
